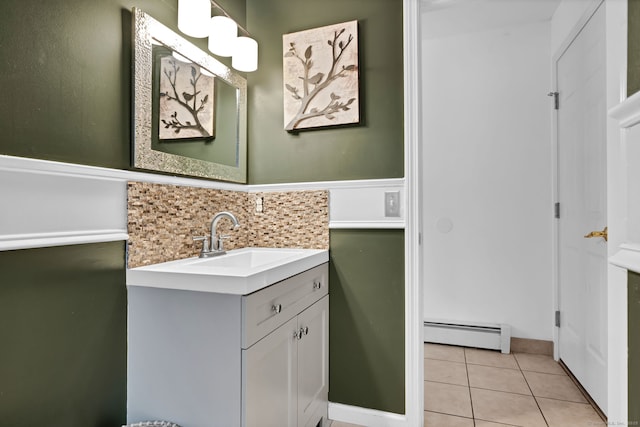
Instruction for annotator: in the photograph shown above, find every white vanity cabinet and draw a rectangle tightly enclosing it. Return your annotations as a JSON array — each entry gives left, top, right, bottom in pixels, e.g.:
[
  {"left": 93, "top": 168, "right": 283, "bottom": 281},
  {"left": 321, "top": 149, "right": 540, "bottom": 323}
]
[
  {"left": 127, "top": 263, "right": 329, "bottom": 427},
  {"left": 244, "top": 294, "right": 328, "bottom": 427}
]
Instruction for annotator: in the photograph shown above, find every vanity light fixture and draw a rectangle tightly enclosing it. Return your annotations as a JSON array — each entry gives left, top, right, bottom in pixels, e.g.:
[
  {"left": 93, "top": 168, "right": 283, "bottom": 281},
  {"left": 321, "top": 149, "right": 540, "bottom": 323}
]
[
  {"left": 177, "top": 0, "right": 258, "bottom": 72},
  {"left": 208, "top": 15, "right": 237, "bottom": 57},
  {"left": 232, "top": 36, "right": 258, "bottom": 72},
  {"left": 177, "top": 0, "right": 211, "bottom": 38},
  {"left": 208, "top": 1, "right": 259, "bottom": 72}
]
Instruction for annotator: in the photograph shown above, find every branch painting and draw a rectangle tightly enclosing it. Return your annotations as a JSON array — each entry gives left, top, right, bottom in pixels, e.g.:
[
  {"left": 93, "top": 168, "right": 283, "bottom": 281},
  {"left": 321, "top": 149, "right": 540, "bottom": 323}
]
[
  {"left": 158, "top": 55, "right": 215, "bottom": 140},
  {"left": 282, "top": 21, "right": 359, "bottom": 131}
]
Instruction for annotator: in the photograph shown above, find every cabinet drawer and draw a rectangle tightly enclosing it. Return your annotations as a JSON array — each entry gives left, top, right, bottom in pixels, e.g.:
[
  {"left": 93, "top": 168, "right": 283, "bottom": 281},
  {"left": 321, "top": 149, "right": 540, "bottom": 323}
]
[{"left": 242, "top": 263, "right": 328, "bottom": 349}]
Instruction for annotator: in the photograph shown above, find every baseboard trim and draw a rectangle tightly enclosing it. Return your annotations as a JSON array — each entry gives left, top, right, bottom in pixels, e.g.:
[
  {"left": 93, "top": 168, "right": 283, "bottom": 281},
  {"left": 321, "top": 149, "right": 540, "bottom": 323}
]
[
  {"left": 510, "top": 337, "right": 554, "bottom": 356},
  {"left": 328, "top": 402, "right": 407, "bottom": 427}
]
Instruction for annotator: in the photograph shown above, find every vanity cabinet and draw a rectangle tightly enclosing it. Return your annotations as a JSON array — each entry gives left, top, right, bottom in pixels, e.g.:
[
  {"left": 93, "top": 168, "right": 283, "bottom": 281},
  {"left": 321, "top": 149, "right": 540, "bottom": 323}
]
[
  {"left": 244, "top": 295, "right": 328, "bottom": 427},
  {"left": 127, "top": 263, "right": 329, "bottom": 427}
]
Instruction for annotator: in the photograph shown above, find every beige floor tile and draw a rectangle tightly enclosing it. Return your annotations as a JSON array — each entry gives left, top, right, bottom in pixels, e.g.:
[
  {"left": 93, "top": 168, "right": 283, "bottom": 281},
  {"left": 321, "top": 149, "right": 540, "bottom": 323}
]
[
  {"left": 465, "top": 348, "right": 519, "bottom": 369},
  {"left": 329, "top": 421, "right": 365, "bottom": 427},
  {"left": 424, "top": 411, "right": 474, "bottom": 427},
  {"left": 523, "top": 370, "right": 588, "bottom": 403},
  {"left": 467, "top": 364, "right": 531, "bottom": 395},
  {"left": 537, "top": 397, "right": 605, "bottom": 427},
  {"left": 425, "top": 358, "right": 468, "bottom": 386},
  {"left": 424, "top": 381, "right": 473, "bottom": 418},
  {"left": 471, "top": 388, "right": 547, "bottom": 427},
  {"left": 475, "top": 421, "right": 519, "bottom": 427},
  {"left": 424, "top": 343, "right": 466, "bottom": 363},
  {"left": 514, "top": 352, "right": 565, "bottom": 375}
]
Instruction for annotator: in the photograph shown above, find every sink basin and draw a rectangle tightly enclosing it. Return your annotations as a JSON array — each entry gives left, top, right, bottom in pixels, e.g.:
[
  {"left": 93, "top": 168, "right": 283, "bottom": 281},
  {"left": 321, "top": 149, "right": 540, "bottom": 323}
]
[
  {"left": 126, "top": 247, "right": 329, "bottom": 295},
  {"left": 178, "top": 249, "right": 303, "bottom": 270}
]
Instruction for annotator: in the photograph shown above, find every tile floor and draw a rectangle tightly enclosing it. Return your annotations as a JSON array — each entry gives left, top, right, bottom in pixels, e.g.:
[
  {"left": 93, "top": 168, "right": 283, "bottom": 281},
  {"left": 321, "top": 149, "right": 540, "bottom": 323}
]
[{"left": 331, "top": 343, "right": 605, "bottom": 427}]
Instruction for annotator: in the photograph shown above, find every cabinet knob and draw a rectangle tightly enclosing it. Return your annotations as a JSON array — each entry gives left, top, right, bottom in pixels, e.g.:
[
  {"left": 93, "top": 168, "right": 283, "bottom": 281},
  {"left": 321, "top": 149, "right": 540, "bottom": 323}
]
[
  {"left": 272, "top": 304, "right": 282, "bottom": 314},
  {"left": 313, "top": 280, "right": 322, "bottom": 290},
  {"left": 303, "top": 326, "right": 309, "bottom": 336},
  {"left": 294, "top": 330, "right": 302, "bottom": 340}
]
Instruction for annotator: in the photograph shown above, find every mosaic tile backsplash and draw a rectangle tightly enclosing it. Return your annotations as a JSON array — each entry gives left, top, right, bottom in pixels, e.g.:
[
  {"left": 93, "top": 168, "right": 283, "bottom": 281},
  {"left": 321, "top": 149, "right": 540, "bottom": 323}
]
[
  {"left": 127, "top": 182, "right": 329, "bottom": 268},
  {"left": 248, "top": 191, "right": 329, "bottom": 249}
]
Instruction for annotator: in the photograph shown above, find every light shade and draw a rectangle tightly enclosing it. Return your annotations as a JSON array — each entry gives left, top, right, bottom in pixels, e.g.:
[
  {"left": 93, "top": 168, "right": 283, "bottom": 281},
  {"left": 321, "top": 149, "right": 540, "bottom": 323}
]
[
  {"left": 208, "top": 16, "right": 237, "bottom": 57},
  {"left": 177, "top": 0, "right": 211, "bottom": 38},
  {"left": 232, "top": 36, "right": 258, "bottom": 72}
]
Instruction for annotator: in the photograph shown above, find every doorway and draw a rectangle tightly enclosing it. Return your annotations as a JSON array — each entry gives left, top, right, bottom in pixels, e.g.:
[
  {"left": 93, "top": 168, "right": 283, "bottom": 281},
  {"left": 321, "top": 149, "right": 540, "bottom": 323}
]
[{"left": 421, "top": 0, "right": 555, "bottom": 350}]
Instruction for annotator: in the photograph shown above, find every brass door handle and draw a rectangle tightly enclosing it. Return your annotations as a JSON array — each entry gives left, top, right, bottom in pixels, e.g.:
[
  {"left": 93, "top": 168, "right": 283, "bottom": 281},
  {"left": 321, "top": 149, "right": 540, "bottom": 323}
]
[{"left": 584, "top": 226, "right": 608, "bottom": 242}]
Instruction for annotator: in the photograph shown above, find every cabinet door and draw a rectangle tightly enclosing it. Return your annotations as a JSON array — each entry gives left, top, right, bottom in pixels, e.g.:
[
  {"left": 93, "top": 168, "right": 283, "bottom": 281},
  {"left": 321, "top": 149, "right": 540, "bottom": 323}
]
[
  {"left": 243, "top": 316, "right": 298, "bottom": 427},
  {"left": 297, "top": 296, "right": 329, "bottom": 427}
]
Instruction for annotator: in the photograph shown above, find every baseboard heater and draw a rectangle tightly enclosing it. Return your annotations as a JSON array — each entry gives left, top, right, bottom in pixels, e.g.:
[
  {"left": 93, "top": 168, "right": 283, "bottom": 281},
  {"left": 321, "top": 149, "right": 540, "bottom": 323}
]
[{"left": 424, "top": 319, "right": 511, "bottom": 354}]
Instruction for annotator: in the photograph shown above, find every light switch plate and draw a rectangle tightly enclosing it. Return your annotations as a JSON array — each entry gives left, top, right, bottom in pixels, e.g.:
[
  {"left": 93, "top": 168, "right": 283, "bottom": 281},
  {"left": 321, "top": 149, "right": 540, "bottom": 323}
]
[{"left": 385, "top": 191, "right": 400, "bottom": 217}]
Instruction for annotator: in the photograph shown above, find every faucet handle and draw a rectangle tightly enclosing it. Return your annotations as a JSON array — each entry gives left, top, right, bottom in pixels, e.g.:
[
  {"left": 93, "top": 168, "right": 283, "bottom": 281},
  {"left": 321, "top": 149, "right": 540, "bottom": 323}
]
[
  {"left": 217, "top": 234, "right": 231, "bottom": 251},
  {"left": 193, "top": 236, "right": 210, "bottom": 255}
]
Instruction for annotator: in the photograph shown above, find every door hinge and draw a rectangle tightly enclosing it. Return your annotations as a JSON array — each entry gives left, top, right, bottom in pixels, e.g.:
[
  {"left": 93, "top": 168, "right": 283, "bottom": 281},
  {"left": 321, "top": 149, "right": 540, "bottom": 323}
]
[
  {"left": 554, "top": 202, "right": 560, "bottom": 219},
  {"left": 548, "top": 91, "right": 559, "bottom": 110},
  {"left": 555, "top": 310, "right": 561, "bottom": 328}
]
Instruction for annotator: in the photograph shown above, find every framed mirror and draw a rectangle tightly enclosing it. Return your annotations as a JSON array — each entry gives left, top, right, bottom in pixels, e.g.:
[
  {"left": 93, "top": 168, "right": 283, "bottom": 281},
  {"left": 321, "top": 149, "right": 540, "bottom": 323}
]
[{"left": 132, "top": 8, "right": 247, "bottom": 183}]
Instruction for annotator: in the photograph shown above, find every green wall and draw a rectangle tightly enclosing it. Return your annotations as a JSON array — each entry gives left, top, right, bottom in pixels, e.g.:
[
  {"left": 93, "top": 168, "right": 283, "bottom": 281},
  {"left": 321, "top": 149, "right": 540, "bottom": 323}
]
[
  {"left": 629, "top": 0, "right": 640, "bottom": 96},
  {"left": 329, "top": 230, "right": 405, "bottom": 414},
  {"left": 0, "top": 242, "right": 127, "bottom": 427},
  {"left": 246, "top": 0, "right": 404, "bottom": 184},
  {"left": 0, "top": 0, "right": 243, "bottom": 170},
  {"left": 0, "top": 0, "right": 160, "bottom": 169},
  {"left": 630, "top": 271, "right": 640, "bottom": 423}
]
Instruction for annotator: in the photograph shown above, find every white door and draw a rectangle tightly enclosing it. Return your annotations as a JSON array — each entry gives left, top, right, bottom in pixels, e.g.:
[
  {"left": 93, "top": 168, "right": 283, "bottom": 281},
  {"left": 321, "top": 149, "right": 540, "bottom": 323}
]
[{"left": 556, "top": 1, "right": 607, "bottom": 413}]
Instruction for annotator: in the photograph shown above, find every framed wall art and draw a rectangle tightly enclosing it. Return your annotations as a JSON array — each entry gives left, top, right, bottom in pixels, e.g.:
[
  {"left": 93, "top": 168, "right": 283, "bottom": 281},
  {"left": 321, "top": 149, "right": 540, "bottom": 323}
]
[{"left": 283, "top": 20, "right": 359, "bottom": 131}]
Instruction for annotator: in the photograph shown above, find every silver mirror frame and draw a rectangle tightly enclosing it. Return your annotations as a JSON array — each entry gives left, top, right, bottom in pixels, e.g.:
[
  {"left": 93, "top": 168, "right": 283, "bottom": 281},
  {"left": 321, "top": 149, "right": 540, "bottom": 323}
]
[{"left": 132, "top": 8, "right": 247, "bottom": 183}]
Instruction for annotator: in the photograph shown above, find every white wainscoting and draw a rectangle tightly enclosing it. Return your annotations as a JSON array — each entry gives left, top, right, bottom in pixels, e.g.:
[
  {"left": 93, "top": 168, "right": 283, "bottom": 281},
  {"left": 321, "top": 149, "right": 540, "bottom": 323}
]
[
  {"left": 0, "top": 159, "right": 128, "bottom": 250},
  {"left": 0, "top": 155, "right": 405, "bottom": 251},
  {"left": 250, "top": 178, "right": 405, "bottom": 229}
]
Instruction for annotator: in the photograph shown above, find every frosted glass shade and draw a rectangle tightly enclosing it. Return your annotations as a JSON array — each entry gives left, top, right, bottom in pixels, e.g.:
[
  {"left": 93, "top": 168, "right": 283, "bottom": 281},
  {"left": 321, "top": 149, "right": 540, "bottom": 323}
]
[
  {"left": 177, "top": 0, "right": 211, "bottom": 38},
  {"left": 232, "top": 37, "right": 258, "bottom": 72},
  {"left": 208, "top": 16, "right": 237, "bottom": 57}
]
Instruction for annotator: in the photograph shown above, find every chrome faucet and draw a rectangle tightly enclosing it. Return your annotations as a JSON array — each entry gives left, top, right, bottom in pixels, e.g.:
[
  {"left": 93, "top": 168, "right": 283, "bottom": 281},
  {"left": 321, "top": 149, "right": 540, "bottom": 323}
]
[{"left": 193, "top": 211, "right": 240, "bottom": 258}]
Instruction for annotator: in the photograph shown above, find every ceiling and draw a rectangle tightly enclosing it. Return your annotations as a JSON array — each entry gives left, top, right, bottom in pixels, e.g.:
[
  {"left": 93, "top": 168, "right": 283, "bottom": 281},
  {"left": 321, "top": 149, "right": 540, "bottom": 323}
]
[{"left": 421, "top": 0, "right": 562, "bottom": 39}]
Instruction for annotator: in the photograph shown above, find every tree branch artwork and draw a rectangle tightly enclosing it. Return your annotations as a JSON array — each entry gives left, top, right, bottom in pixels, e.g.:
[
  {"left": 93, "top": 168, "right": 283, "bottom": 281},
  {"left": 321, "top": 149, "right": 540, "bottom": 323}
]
[
  {"left": 283, "top": 21, "right": 359, "bottom": 131},
  {"left": 158, "top": 56, "right": 215, "bottom": 140}
]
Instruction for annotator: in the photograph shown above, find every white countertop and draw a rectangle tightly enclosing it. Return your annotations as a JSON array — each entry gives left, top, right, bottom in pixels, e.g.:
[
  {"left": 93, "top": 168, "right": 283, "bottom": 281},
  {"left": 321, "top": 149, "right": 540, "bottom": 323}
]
[{"left": 126, "top": 247, "right": 329, "bottom": 295}]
